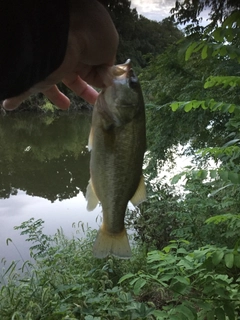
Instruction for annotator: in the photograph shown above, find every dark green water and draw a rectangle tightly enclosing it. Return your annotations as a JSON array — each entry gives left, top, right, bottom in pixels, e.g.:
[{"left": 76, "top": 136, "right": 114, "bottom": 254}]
[{"left": 0, "top": 112, "right": 101, "bottom": 264}]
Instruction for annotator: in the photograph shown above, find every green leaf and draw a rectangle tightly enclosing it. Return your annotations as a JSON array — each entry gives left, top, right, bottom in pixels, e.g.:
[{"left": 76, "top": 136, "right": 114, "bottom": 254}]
[
  {"left": 177, "top": 248, "right": 188, "bottom": 254},
  {"left": 215, "top": 308, "right": 225, "bottom": 320},
  {"left": 213, "top": 28, "right": 224, "bottom": 42},
  {"left": 210, "top": 101, "right": 224, "bottom": 110},
  {"left": 168, "top": 316, "right": 183, "bottom": 320},
  {"left": 234, "top": 254, "right": 240, "bottom": 268},
  {"left": 205, "top": 213, "right": 235, "bottom": 225},
  {"left": 199, "top": 169, "right": 208, "bottom": 180},
  {"left": 219, "top": 170, "right": 228, "bottom": 181},
  {"left": 223, "top": 11, "right": 240, "bottom": 28},
  {"left": 163, "top": 244, "right": 177, "bottom": 253},
  {"left": 228, "top": 104, "right": 235, "bottom": 113},
  {"left": 224, "top": 253, "right": 234, "bottom": 268},
  {"left": 210, "top": 170, "right": 217, "bottom": 179},
  {"left": 204, "top": 76, "right": 214, "bottom": 88},
  {"left": 212, "top": 250, "right": 224, "bottom": 266},
  {"left": 174, "top": 276, "right": 190, "bottom": 285},
  {"left": 209, "top": 184, "right": 233, "bottom": 197},
  {"left": 223, "top": 139, "right": 240, "bottom": 147},
  {"left": 174, "top": 305, "right": 196, "bottom": 320},
  {"left": 118, "top": 273, "right": 135, "bottom": 283},
  {"left": 184, "top": 102, "right": 193, "bottom": 112},
  {"left": 185, "top": 42, "right": 199, "bottom": 61},
  {"left": 224, "top": 303, "right": 235, "bottom": 320},
  {"left": 152, "top": 310, "right": 168, "bottom": 318},
  {"left": 206, "top": 310, "right": 215, "bottom": 320},
  {"left": 201, "top": 45, "right": 208, "bottom": 59},
  {"left": 171, "top": 101, "right": 180, "bottom": 111},
  {"left": 133, "top": 278, "right": 146, "bottom": 295},
  {"left": 201, "top": 101, "right": 208, "bottom": 109},
  {"left": 228, "top": 171, "right": 240, "bottom": 184},
  {"left": 171, "top": 173, "right": 184, "bottom": 184},
  {"left": 220, "top": 46, "right": 227, "bottom": 56},
  {"left": 170, "top": 281, "right": 189, "bottom": 295},
  {"left": 221, "top": 103, "right": 233, "bottom": 113}
]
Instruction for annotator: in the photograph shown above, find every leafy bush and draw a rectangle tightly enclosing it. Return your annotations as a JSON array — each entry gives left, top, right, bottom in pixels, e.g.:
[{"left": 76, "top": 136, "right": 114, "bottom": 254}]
[
  {"left": 120, "top": 240, "right": 240, "bottom": 320},
  {"left": 0, "top": 218, "right": 154, "bottom": 320},
  {"left": 129, "top": 9, "right": 240, "bottom": 320}
]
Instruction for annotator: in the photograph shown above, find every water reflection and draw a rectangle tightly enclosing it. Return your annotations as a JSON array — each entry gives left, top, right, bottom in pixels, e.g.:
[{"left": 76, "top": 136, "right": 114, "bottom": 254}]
[
  {"left": 0, "top": 113, "right": 92, "bottom": 201},
  {"left": 0, "top": 112, "right": 101, "bottom": 263}
]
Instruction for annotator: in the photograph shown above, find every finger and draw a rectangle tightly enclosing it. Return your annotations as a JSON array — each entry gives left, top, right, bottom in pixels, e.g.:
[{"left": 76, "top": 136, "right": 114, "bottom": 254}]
[
  {"left": 42, "top": 85, "right": 70, "bottom": 110},
  {"left": 77, "top": 64, "right": 114, "bottom": 89},
  {"left": 3, "top": 90, "right": 31, "bottom": 110},
  {"left": 63, "top": 75, "right": 98, "bottom": 105}
]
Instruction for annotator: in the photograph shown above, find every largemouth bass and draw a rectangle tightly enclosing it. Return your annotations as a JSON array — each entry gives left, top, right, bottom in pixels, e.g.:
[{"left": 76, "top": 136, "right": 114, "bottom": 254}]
[{"left": 86, "top": 59, "right": 146, "bottom": 259}]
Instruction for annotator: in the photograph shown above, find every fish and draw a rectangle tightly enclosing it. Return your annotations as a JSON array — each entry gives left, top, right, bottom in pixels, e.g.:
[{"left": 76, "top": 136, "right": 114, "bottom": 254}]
[{"left": 86, "top": 59, "right": 146, "bottom": 259}]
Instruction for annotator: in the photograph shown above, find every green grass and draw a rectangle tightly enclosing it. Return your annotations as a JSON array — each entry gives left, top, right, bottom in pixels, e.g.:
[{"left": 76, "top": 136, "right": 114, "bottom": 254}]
[
  {"left": 0, "top": 218, "right": 153, "bottom": 320},
  {"left": 1, "top": 218, "right": 239, "bottom": 319},
  {"left": 40, "top": 101, "right": 58, "bottom": 113}
]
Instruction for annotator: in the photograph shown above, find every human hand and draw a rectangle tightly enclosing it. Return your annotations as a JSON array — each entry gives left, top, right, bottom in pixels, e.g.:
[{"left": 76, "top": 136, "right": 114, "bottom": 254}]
[{"left": 3, "top": 0, "right": 118, "bottom": 110}]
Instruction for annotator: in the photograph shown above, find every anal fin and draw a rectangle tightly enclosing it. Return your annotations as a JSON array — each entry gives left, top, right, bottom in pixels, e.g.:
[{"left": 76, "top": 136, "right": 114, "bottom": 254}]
[
  {"left": 130, "top": 175, "right": 147, "bottom": 206},
  {"left": 88, "top": 127, "right": 94, "bottom": 151}
]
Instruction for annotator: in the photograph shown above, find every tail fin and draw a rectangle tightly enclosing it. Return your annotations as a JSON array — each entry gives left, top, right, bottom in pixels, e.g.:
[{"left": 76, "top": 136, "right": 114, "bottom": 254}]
[{"left": 93, "top": 225, "right": 131, "bottom": 259}]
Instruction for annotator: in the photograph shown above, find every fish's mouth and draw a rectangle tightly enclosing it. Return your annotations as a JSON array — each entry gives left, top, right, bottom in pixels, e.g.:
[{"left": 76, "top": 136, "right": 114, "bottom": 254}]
[
  {"left": 112, "top": 59, "right": 138, "bottom": 87},
  {"left": 113, "top": 59, "right": 131, "bottom": 77}
]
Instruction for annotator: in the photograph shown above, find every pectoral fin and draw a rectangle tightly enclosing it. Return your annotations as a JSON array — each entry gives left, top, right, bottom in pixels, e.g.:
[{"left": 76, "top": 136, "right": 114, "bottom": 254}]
[
  {"left": 86, "top": 179, "right": 99, "bottom": 211},
  {"left": 88, "top": 127, "right": 93, "bottom": 151},
  {"left": 130, "top": 175, "right": 147, "bottom": 206}
]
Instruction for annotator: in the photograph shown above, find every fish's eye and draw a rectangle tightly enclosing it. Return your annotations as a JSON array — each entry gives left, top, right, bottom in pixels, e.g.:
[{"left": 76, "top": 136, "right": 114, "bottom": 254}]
[
  {"left": 129, "top": 77, "right": 138, "bottom": 86},
  {"left": 129, "top": 69, "right": 138, "bottom": 88},
  {"left": 129, "top": 69, "right": 135, "bottom": 78}
]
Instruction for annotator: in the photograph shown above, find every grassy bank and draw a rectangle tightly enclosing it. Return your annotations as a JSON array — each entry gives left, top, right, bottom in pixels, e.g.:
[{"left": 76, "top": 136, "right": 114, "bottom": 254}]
[
  {"left": 0, "top": 218, "right": 153, "bottom": 320},
  {"left": 1, "top": 218, "right": 240, "bottom": 320}
]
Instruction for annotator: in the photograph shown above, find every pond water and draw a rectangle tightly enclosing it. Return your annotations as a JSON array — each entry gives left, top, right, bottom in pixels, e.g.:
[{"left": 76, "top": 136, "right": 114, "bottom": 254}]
[{"left": 0, "top": 112, "right": 102, "bottom": 267}]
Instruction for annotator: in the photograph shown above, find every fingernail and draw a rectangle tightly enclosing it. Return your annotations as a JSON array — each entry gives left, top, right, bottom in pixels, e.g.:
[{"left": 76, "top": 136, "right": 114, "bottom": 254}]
[{"left": 3, "top": 100, "right": 18, "bottom": 110}]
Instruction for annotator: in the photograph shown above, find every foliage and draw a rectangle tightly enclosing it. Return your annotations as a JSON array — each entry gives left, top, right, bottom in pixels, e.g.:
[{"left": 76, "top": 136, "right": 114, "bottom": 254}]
[
  {"left": 172, "top": 167, "right": 240, "bottom": 247},
  {"left": 135, "top": 160, "right": 240, "bottom": 251},
  {"left": 139, "top": 42, "right": 238, "bottom": 176},
  {"left": 120, "top": 240, "right": 240, "bottom": 320},
  {"left": 40, "top": 100, "right": 58, "bottom": 113},
  {"left": 133, "top": 6, "right": 240, "bottom": 319},
  {"left": 133, "top": 181, "right": 182, "bottom": 250},
  {"left": 2, "top": 217, "right": 239, "bottom": 319},
  {"left": 182, "top": 10, "right": 240, "bottom": 64},
  {"left": 0, "top": 218, "right": 154, "bottom": 320},
  {"left": 99, "top": 0, "right": 183, "bottom": 68},
  {"left": 171, "top": 0, "right": 240, "bottom": 27},
  {"left": 139, "top": 8, "right": 240, "bottom": 169}
]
